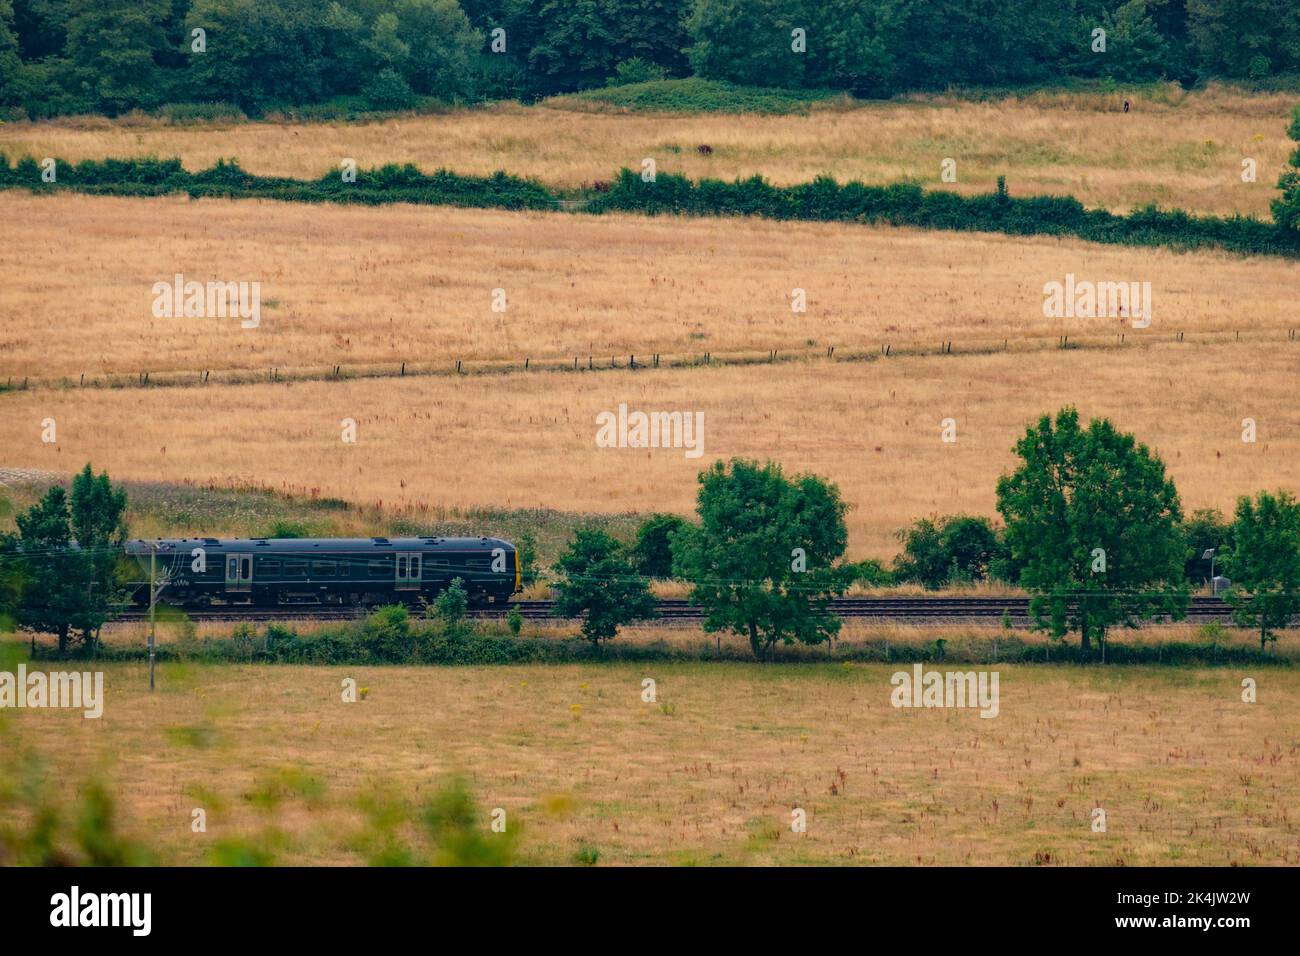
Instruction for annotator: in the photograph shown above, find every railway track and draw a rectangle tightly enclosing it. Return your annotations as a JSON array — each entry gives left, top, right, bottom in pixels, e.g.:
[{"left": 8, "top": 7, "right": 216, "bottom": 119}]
[{"left": 113, "top": 596, "right": 1240, "bottom": 626}]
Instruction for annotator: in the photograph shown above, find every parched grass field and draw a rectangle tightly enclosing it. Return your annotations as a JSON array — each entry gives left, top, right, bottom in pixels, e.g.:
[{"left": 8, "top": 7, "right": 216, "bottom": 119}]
[
  {"left": 3, "top": 193, "right": 1299, "bottom": 382},
  {"left": 2, "top": 341, "right": 1298, "bottom": 558},
  {"left": 0, "top": 85, "right": 1292, "bottom": 216},
  {"left": 4, "top": 659, "right": 1296, "bottom": 865}
]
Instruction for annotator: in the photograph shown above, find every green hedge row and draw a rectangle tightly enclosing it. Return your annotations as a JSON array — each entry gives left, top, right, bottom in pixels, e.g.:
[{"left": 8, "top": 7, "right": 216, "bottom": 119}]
[
  {"left": 5, "top": 155, "right": 1298, "bottom": 258},
  {"left": 0, "top": 155, "right": 558, "bottom": 210},
  {"left": 32, "top": 616, "right": 1289, "bottom": 667},
  {"left": 568, "top": 78, "right": 846, "bottom": 115},
  {"left": 587, "top": 169, "right": 1300, "bottom": 258}
]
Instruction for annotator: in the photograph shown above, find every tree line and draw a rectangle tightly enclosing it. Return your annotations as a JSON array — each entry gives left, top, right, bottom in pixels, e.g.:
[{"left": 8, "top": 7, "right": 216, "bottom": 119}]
[
  {"left": 2, "top": 0, "right": 1299, "bottom": 119},
  {"left": 552, "top": 407, "right": 1300, "bottom": 658},
  {"left": 5, "top": 417, "right": 1300, "bottom": 662}
]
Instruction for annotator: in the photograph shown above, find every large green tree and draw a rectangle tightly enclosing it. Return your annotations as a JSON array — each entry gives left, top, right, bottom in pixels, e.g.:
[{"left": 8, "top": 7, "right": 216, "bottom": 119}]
[
  {"left": 383, "top": 0, "right": 481, "bottom": 100},
  {"left": 11, "top": 468, "right": 128, "bottom": 654},
  {"left": 686, "top": 0, "right": 808, "bottom": 89},
  {"left": 671, "top": 458, "right": 856, "bottom": 660},
  {"left": 996, "top": 408, "right": 1188, "bottom": 655},
  {"left": 1272, "top": 105, "right": 1300, "bottom": 233},
  {"left": 61, "top": 0, "right": 171, "bottom": 113},
  {"left": 14, "top": 486, "right": 92, "bottom": 654},
  {"left": 183, "top": 0, "right": 336, "bottom": 111},
  {"left": 1222, "top": 490, "right": 1300, "bottom": 650},
  {"left": 70, "top": 463, "right": 128, "bottom": 646},
  {"left": 551, "top": 528, "right": 657, "bottom": 646},
  {"left": 1187, "top": 0, "right": 1300, "bottom": 77},
  {"left": 0, "top": 0, "right": 23, "bottom": 106}
]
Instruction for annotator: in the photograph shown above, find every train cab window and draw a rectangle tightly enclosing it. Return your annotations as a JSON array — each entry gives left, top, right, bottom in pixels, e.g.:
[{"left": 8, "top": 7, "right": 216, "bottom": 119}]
[
  {"left": 282, "top": 561, "right": 307, "bottom": 578},
  {"left": 311, "top": 560, "right": 336, "bottom": 577},
  {"left": 367, "top": 560, "right": 389, "bottom": 578}
]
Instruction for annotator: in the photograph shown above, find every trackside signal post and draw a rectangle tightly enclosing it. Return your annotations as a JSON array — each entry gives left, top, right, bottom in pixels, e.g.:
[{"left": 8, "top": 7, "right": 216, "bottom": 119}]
[{"left": 149, "top": 544, "right": 156, "bottom": 691}]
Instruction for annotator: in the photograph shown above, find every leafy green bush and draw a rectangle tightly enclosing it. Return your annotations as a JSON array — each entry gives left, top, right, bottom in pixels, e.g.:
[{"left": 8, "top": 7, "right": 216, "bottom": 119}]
[
  {"left": 359, "top": 605, "right": 414, "bottom": 662},
  {"left": 893, "top": 515, "right": 1001, "bottom": 589},
  {"left": 632, "top": 513, "right": 688, "bottom": 578},
  {"left": 362, "top": 69, "right": 419, "bottom": 112},
  {"left": 432, "top": 577, "right": 469, "bottom": 628},
  {"left": 571, "top": 78, "right": 843, "bottom": 114},
  {"left": 608, "top": 58, "right": 668, "bottom": 86}
]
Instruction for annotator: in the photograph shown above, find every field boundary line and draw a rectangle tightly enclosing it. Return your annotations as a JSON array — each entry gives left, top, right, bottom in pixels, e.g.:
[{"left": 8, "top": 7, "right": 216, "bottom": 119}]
[{"left": 3, "top": 327, "right": 1294, "bottom": 396}]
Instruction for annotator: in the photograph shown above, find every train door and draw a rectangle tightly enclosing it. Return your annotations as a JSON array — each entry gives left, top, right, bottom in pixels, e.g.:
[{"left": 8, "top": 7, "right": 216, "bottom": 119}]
[
  {"left": 225, "top": 553, "right": 253, "bottom": 593},
  {"left": 395, "top": 552, "right": 422, "bottom": 591}
]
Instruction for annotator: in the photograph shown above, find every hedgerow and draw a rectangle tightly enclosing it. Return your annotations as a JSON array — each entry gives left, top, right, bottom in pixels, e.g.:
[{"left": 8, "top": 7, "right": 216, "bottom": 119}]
[
  {"left": 587, "top": 169, "right": 1300, "bottom": 258},
  {"left": 0, "top": 155, "right": 558, "bottom": 210},
  {"left": 28, "top": 610, "right": 1290, "bottom": 667},
  {"left": 565, "top": 78, "right": 846, "bottom": 114},
  {"left": 4, "top": 155, "right": 1298, "bottom": 257}
]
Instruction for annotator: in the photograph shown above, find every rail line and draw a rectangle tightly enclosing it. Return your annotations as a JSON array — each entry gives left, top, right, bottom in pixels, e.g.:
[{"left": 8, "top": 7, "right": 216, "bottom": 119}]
[{"left": 113, "top": 596, "right": 1240, "bottom": 626}]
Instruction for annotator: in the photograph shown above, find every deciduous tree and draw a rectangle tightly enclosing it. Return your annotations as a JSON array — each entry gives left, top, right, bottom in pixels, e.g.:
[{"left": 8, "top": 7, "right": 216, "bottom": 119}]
[
  {"left": 996, "top": 408, "right": 1188, "bottom": 656},
  {"left": 671, "top": 458, "right": 856, "bottom": 660}
]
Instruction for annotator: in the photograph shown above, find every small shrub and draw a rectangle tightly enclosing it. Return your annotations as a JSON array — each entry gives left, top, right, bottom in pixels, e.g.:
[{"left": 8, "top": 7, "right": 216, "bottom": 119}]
[
  {"left": 608, "top": 58, "right": 667, "bottom": 86},
  {"left": 358, "top": 605, "right": 412, "bottom": 662},
  {"left": 361, "top": 70, "right": 419, "bottom": 112},
  {"left": 433, "top": 578, "right": 469, "bottom": 629}
]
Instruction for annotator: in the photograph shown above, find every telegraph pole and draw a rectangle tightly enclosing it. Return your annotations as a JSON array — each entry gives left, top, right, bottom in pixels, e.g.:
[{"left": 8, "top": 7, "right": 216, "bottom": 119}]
[{"left": 149, "top": 544, "right": 157, "bottom": 691}]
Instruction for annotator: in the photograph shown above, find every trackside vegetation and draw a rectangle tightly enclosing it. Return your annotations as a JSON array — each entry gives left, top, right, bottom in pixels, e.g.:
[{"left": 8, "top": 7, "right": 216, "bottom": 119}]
[{"left": 4, "top": 408, "right": 1299, "bottom": 663}]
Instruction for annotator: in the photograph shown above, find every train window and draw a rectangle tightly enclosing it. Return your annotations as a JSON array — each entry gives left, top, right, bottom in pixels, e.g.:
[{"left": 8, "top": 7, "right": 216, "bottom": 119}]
[
  {"left": 282, "top": 561, "right": 307, "bottom": 578},
  {"left": 397, "top": 555, "right": 407, "bottom": 577},
  {"left": 256, "top": 558, "right": 281, "bottom": 575},
  {"left": 429, "top": 559, "right": 449, "bottom": 569},
  {"left": 311, "top": 560, "right": 336, "bottom": 577},
  {"left": 466, "top": 559, "right": 489, "bottom": 570},
  {"left": 367, "top": 560, "right": 389, "bottom": 578}
]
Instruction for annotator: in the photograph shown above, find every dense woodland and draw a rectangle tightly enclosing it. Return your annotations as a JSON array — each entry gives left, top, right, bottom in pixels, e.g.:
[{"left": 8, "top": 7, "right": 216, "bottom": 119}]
[{"left": 0, "top": 0, "right": 1298, "bottom": 118}]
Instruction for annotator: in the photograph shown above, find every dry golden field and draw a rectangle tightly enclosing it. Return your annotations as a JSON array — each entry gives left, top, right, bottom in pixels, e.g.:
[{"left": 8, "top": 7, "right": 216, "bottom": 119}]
[
  {"left": 0, "top": 85, "right": 1293, "bottom": 215},
  {"left": 3, "top": 341, "right": 1298, "bottom": 558},
  {"left": 4, "top": 660, "right": 1296, "bottom": 865},
  {"left": 2, "top": 193, "right": 1299, "bottom": 382}
]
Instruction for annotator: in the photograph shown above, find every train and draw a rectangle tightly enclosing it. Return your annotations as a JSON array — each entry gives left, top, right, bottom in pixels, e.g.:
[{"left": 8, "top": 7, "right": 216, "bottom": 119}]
[{"left": 125, "top": 536, "right": 520, "bottom": 608}]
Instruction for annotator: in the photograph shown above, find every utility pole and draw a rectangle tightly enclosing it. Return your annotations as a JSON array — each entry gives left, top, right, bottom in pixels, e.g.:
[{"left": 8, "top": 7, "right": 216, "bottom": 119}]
[{"left": 149, "top": 544, "right": 157, "bottom": 691}]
